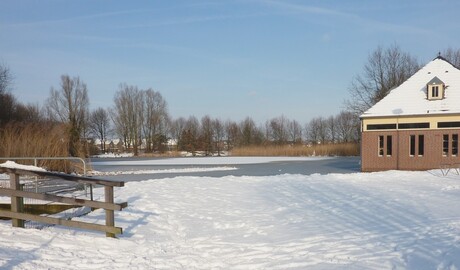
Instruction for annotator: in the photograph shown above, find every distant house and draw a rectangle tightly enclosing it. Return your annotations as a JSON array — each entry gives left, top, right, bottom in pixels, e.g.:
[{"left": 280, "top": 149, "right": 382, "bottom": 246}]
[{"left": 360, "top": 56, "right": 460, "bottom": 171}]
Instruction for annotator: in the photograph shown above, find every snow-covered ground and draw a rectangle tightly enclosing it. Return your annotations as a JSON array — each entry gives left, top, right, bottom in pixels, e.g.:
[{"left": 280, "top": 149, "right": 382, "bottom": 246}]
[{"left": 1, "top": 160, "right": 460, "bottom": 269}]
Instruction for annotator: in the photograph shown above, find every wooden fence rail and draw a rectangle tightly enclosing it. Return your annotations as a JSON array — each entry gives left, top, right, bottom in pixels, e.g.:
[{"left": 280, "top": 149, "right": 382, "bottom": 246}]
[{"left": 0, "top": 167, "right": 127, "bottom": 237}]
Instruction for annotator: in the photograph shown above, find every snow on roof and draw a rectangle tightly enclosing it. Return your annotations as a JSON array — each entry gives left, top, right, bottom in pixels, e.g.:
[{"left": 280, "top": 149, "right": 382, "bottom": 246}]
[{"left": 361, "top": 57, "right": 460, "bottom": 118}]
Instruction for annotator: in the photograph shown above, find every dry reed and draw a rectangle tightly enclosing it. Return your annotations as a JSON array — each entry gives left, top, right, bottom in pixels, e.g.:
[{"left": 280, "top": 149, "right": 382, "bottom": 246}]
[
  {"left": 230, "top": 143, "right": 359, "bottom": 157},
  {"left": 0, "top": 122, "right": 81, "bottom": 172}
]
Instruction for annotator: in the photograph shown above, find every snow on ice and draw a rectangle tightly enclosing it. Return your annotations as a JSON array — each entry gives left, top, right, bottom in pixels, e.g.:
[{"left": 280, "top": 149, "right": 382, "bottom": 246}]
[{"left": 1, "top": 161, "right": 460, "bottom": 269}]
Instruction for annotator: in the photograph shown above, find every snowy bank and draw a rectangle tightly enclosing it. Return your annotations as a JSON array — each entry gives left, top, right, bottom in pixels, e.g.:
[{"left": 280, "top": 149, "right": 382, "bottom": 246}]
[
  {"left": 1, "top": 170, "right": 460, "bottom": 269},
  {"left": 91, "top": 156, "right": 333, "bottom": 166},
  {"left": 90, "top": 166, "right": 238, "bottom": 176},
  {"left": 92, "top": 153, "right": 134, "bottom": 158}
]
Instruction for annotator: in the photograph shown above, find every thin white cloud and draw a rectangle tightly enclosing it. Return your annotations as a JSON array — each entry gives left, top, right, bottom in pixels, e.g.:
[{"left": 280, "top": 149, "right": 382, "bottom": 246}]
[
  {"left": 256, "top": 0, "right": 431, "bottom": 35},
  {"left": 117, "top": 11, "right": 269, "bottom": 29},
  {"left": 4, "top": 9, "right": 148, "bottom": 28},
  {"left": 259, "top": 0, "right": 353, "bottom": 17}
]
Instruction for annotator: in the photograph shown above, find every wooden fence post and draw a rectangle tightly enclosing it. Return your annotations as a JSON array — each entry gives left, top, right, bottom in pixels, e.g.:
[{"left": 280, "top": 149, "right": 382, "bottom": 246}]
[
  {"left": 1, "top": 167, "right": 125, "bottom": 237},
  {"left": 105, "top": 186, "right": 115, "bottom": 238},
  {"left": 10, "top": 173, "right": 24, "bottom": 228}
]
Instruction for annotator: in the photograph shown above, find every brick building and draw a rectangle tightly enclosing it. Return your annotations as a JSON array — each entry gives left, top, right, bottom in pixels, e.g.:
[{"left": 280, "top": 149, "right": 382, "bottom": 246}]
[{"left": 360, "top": 56, "right": 460, "bottom": 171}]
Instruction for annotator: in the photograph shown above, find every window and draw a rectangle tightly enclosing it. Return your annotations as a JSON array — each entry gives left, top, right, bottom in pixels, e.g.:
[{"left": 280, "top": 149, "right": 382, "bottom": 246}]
[
  {"left": 386, "top": 136, "right": 392, "bottom": 156},
  {"left": 427, "top": 77, "right": 444, "bottom": 100},
  {"left": 438, "top": 122, "right": 460, "bottom": 128},
  {"left": 410, "top": 135, "right": 416, "bottom": 156},
  {"left": 443, "top": 134, "right": 449, "bottom": 156},
  {"left": 432, "top": 86, "right": 439, "bottom": 97},
  {"left": 398, "top": 123, "right": 430, "bottom": 129},
  {"left": 378, "top": 135, "right": 384, "bottom": 156},
  {"left": 418, "top": 135, "right": 424, "bottom": 156},
  {"left": 367, "top": 124, "right": 397, "bottom": 130},
  {"left": 453, "top": 134, "right": 458, "bottom": 156}
]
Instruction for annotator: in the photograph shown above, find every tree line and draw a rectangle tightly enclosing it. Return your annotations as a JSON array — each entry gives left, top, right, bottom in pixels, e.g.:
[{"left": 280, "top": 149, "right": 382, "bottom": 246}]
[{"left": 1, "top": 46, "right": 459, "bottom": 157}]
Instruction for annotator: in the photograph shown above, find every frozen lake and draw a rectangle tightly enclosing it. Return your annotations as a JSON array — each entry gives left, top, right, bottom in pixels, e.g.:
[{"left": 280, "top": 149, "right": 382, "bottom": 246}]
[{"left": 90, "top": 156, "right": 361, "bottom": 181}]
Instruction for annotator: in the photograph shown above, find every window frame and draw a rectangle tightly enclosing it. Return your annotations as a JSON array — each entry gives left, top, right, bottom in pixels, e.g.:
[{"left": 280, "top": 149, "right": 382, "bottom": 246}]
[
  {"left": 386, "top": 135, "right": 392, "bottom": 157},
  {"left": 453, "top": 134, "right": 458, "bottom": 157},
  {"left": 418, "top": 135, "right": 424, "bottom": 157},
  {"left": 409, "top": 135, "right": 416, "bottom": 157},
  {"left": 378, "top": 135, "right": 384, "bottom": 157},
  {"left": 431, "top": 86, "right": 439, "bottom": 98},
  {"left": 443, "top": 134, "right": 449, "bottom": 157}
]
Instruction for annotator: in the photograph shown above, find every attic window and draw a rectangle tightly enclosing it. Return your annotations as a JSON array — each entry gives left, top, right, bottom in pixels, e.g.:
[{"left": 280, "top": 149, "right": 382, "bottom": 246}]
[
  {"left": 427, "top": 76, "right": 445, "bottom": 100},
  {"left": 431, "top": 86, "right": 439, "bottom": 97}
]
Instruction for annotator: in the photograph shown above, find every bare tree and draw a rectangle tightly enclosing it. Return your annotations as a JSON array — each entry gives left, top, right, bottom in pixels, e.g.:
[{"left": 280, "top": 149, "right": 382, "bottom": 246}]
[
  {"left": 170, "top": 117, "right": 186, "bottom": 150},
  {"left": 200, "top": 115, "right": 214, "bottom": 156},
  {"left": 288, "top": 119, "right": 303, "bottom": 145},
  {"left": 326, "top": 116, "right": 336, "bottom": 143},
  {"left": 335, "top": 111, "right": 360, "bottom": 143},
  {"left": 268, "top": 115, "right": 289, "bottom": 145},
  {"left": 212, "top": 118, "right": 225, "bottom": 156},
  {"left": 442, "top": 48, "right": 460, "bottom": 67},
  {"left": 239, "top": 117, "right": 260, "bottom": 146},
  {"left": 46, "top": 75, "right": 89, "bottom": 156},
  {"left": 89, "top": 107, "right": 111, "bottom": 153},
  {"left": 346, "top": 45, "right": 420, "bottom": 114},
  {"left": 110, "top": 106, "right": 128, "bottom": 153},
  {"left": 178, "top": 116, "right": 200, "bottom": 155},
  {"left": 15, "top": 103, "right": 45, "bottom": 123},
  {"left": 0, "top": 92, "right": 17, "bottom": 127},
  {"left": 112, "top": 84, "right": 143, "bottom": 156},
  {"left": 225, "top": 120, "right": 239, "bottom": 151},
  {"left": 142, "top": 89, "right": 169, "bottom": 152},
  {"left": 0, "top": 63, "right": 15, "bottom": 127},
  {"left": 0, "top": 63, "right": 12, "bottom": 95},
  {"left": 306, "top": 117, "right": 328, "bottom": 144}
]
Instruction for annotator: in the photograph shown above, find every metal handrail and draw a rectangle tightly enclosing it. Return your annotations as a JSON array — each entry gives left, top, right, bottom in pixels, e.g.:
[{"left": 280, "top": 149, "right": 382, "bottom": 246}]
[
  {"left": 0, "top": 157, "right": 87, "bottom": 176},
  {"left": 0, "top": 156, "right": 91, "bottom": 199}
]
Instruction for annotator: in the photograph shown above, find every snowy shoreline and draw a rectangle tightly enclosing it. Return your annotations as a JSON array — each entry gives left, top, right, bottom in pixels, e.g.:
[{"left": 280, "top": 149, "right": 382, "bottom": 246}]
[
  {"left": 91, "top": 156, "right": 334, "bottom": 166},
  {"left": 1, "top": 168, "right": 460, "bottom": 269}
]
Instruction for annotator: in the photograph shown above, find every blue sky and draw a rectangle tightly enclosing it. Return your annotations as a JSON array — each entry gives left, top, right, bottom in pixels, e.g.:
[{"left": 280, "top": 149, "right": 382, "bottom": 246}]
[{"left": 1, "top": 0, "right": 460, "bottom": 123}]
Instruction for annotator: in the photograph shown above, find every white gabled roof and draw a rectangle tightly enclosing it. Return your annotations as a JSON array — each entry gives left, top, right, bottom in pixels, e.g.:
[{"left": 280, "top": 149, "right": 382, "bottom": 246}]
[{"left": 361, "top": 57, "right": 460, "bottom": 118}]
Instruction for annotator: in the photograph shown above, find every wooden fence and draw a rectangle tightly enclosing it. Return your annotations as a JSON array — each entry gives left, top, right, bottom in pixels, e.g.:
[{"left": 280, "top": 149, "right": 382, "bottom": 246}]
[{"left": 0, "top": 167, "right": 127, "bottom": 237}]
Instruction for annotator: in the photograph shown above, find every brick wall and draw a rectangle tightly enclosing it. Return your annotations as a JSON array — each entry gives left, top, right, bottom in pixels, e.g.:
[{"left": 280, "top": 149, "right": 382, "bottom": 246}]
[{"left": 361, "top": 129, "right": 460, "bottom": 171}]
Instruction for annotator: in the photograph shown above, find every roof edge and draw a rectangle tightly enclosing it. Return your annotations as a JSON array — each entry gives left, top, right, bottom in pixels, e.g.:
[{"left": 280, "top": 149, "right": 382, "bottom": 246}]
[{"left": 360, "top": 111, "right": 460, "bottom": 120}]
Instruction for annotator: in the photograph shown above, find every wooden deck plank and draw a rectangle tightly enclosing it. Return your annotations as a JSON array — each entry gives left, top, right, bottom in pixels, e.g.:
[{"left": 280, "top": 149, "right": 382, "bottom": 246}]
[
  {"left": 0, "top": 188, "right": 127, "bottom": 211},
  {"left": 0, "top": 209, "right": 123, "bottom": 235}
]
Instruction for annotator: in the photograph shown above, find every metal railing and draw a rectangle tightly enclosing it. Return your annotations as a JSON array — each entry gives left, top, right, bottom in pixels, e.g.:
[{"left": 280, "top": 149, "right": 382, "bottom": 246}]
[
  {"left": 0, "top": 157, "right": 90, "bottom": 196},
  {"left": 0, "top": 157, "right": 87, "bottom": 176},
  {"left": 440, "top": 162, "right": 460, "bottom": 176}
]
